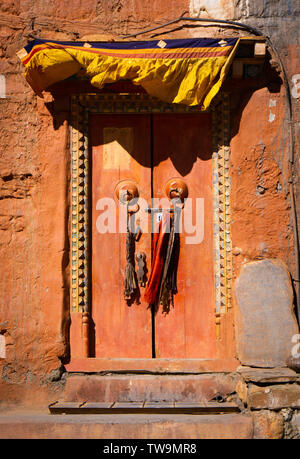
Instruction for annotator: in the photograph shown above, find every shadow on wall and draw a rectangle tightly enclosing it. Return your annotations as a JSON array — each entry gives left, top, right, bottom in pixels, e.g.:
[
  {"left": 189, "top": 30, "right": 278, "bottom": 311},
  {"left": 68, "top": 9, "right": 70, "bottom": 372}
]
[{"left": 39, "top": 52, "right": 287, "bottom": 365}]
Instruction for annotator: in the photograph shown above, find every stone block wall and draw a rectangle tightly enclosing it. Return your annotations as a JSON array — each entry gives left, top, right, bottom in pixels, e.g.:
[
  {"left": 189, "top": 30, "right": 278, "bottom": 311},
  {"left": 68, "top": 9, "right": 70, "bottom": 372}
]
[{"left": 235, "top": 367, "right": 300, "bottom": 438}]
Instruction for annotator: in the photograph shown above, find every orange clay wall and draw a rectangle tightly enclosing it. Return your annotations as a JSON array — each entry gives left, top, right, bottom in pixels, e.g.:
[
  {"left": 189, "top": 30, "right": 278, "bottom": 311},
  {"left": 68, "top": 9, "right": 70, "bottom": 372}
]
[{"left": 0, "top": 0, "right": 299, "bottom": 409}]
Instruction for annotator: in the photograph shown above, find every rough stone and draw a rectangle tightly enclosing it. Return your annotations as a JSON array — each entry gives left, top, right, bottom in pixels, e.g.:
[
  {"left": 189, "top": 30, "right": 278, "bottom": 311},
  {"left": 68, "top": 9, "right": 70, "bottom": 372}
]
[
  {"left": 252, "top": 410, "right": 284, "bottom": 439},
  {"left": 235, "top": 379, "right": 248, "bottom": 406},
  {"left": 234, "top": 259, "right": 299, "bottom": 367},
  {"left": 291, "top": 413, "right": 300, "bottom": 437},
  {"left": 237, "top": 366, "right": 300, "bottom": 383},
  {"left": 247, "top": 384, "right": 300, "bottom": 410}
]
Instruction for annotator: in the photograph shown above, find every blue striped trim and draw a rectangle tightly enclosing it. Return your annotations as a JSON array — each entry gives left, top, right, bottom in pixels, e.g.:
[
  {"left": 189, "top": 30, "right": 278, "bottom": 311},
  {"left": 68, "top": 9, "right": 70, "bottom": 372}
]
[{"left": 24, "top": 37, "right": 238, "bottom": 54}]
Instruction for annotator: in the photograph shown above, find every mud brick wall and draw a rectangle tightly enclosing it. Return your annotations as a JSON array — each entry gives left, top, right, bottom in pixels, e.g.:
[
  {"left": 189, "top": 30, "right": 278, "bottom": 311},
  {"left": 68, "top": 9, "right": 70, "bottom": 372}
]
[{"left": 0, "top": 1, "right": 299, "bottom": 438}]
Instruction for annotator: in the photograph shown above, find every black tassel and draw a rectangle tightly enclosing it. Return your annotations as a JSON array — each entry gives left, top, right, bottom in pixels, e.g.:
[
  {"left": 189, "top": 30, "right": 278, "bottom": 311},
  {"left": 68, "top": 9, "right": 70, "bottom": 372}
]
[{"left": 124, "top": 206, "right": 137, "bottom": 300}]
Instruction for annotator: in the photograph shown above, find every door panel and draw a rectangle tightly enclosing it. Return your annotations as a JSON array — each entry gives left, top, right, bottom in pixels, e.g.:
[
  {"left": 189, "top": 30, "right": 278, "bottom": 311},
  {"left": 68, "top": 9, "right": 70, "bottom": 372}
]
[
  {"left": 90, "top": 112, "right": 215, "bottom": 360},
  {"left": 90, "top": 114, "right": 152, "bottom": 358},
  {"left": 152, "top": 114, "right": 215, "bottom": 358}
]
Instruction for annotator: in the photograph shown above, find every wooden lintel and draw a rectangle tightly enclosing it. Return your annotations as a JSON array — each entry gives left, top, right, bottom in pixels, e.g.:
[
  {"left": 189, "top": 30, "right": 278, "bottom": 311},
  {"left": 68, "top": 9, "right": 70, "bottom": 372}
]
[{"left": 239, "top": 36, "right": 266, "bottom": 43}]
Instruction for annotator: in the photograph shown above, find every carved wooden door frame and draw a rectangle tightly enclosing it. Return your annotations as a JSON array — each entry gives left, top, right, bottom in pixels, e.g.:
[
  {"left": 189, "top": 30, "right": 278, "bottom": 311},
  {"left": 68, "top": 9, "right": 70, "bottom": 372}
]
[{"left": 67, "top": 92, "right": 235, "bottom": 372}]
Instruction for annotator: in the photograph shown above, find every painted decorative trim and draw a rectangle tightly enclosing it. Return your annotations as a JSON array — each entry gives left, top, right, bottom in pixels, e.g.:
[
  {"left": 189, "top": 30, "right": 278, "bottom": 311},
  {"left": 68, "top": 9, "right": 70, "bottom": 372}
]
[
  {"left": 71, "top": 97, "right": 89, "bottom": 314},
  {"left": 212, "top": 93, "right": 232, "bottom": 338},
  {"left": 70, "top": 93, "right": 232, "bottom": 341}
]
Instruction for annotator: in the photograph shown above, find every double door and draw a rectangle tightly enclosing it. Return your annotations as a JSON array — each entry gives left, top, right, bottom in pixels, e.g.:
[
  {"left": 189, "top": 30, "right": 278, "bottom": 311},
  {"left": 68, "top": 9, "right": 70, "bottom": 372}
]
[{"left": 90, "top": 112, "right": 215, "bottom": 359}]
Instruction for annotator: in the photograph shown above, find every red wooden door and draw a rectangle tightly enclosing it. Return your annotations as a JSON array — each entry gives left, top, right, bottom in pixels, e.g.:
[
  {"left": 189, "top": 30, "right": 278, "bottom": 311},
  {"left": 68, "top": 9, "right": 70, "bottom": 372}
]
[
  {"left": 90, "top": 112, "right": 215, "bottom": 359},
  {"left": 91, "top": 114, "right": 152, "bottom": 358},
  {"left": 152, "top": 114, "right": 215, "bottom": 358}
]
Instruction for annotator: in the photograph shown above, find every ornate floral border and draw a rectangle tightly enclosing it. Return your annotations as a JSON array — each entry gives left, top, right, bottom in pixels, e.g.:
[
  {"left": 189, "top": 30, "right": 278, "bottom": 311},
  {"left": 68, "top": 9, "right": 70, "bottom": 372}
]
[{"left": 70, "top": 93, "right": 232, "bottom": 343}]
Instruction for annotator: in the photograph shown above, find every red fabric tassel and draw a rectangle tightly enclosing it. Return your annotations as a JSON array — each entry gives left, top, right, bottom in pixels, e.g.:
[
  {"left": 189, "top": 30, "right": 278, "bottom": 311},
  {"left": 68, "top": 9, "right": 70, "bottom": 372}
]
[{"left": 144, "top": 211, "right": 170, "bottom": 304}]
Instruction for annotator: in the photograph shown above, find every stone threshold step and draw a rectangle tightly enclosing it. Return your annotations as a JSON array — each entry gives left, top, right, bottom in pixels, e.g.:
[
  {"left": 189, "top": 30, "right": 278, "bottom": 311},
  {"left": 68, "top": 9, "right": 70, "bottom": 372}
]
[
  {"left": 0, "top": 413, "right": 253, "bottom": 439},
  {"left": 49, "top": 400, "right": 240, "bottom": 415}
]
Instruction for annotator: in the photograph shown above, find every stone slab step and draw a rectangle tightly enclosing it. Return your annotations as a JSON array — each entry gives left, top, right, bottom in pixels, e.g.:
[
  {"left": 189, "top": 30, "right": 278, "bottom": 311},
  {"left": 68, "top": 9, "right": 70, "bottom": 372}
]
[
  {"left": 49, "top": 400, "right": 240, "bottom": 415},
  {"left": 63, "top": 373, "right": 238, "bottom": 403},
  {"left": 0, "top": 412, "right": 253, "bottom": 439}
]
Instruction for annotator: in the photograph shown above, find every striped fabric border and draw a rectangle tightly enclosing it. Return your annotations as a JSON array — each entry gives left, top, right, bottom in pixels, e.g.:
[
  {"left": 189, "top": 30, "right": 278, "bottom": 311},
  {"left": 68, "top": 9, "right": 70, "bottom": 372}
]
[{"left": 20, "top": 37, "right": 239, "bottom": 65}]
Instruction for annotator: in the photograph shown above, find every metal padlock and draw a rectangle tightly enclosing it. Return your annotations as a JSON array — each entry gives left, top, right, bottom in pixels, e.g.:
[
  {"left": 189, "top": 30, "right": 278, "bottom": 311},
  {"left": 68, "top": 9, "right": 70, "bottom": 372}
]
[{"left": 136, "top": 252, "right": 147, "bottom": 287}]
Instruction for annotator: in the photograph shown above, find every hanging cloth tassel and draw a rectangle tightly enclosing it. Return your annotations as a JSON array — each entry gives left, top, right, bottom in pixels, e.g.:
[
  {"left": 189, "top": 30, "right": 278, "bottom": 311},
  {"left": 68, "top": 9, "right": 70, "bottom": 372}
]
[
  {"left": 124, "top": 203, "right": 137, "bottom": 300},
  {"left": 159, "top": 209, "right": 180, "bottom": 310},
  {"left": 144, "top": 210, "right": 170, "bottom": 305},
  {"left": 144, "top": 209, "right": 180, "bottom": 308}
]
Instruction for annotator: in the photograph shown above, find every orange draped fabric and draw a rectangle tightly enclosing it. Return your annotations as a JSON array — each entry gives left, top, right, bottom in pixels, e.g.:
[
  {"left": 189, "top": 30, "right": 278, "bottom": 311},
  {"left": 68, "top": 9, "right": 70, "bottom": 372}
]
[{"left": 144, "top": 211, "right": 170, "bottom": 305}]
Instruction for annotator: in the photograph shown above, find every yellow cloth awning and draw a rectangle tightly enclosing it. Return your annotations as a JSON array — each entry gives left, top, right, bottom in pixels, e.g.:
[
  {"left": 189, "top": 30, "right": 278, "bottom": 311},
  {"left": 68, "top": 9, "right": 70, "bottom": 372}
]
[{"left": 17, "top": 37, "right": 240, "bottom": 109}]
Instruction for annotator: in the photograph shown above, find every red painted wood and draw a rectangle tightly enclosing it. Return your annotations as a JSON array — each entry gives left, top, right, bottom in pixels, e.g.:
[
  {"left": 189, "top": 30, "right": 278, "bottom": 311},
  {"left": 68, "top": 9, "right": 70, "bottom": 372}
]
[
  {"left": 89, "top": 112, "right": 215, "bottom": 360},
  {"left": 152, "top": 114, "right": 215, "bottom": 358},
  {"left": 90, "top": 114, "right": 152, "bottom": 358}
]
